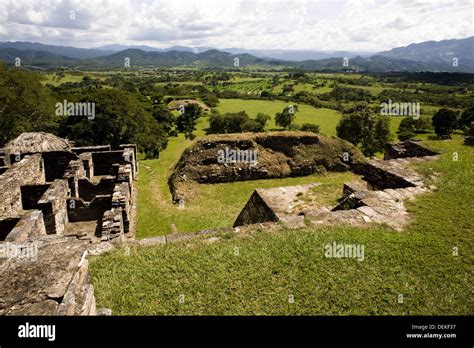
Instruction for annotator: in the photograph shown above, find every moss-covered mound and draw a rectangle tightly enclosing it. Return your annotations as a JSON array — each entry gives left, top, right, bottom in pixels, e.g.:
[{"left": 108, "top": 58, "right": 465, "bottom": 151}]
[{"left": 168, "top": 132, "right": 365, "bottom": 203}]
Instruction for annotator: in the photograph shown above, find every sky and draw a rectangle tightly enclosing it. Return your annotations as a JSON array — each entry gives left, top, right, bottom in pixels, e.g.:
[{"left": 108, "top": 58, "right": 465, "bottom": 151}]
[{"left": 0, "top": 0, "right": 473, "bottom": 52}]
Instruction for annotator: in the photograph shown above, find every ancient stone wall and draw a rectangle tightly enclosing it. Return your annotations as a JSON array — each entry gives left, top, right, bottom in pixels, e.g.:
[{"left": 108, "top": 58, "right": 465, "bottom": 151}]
[
  {"left": 234, "top": 190, "right": 279, "bottom": 227},
  {"left": 77, "top": 177, "right": 116, "bottom": 201},
  {"left": 0, "top": 155, "right": 45, "bottom": 219},
  {"left": 42, "top": 151, "right": 79, "bottom": 182},
  {"left": 384, "top": 140, "right": 439, "bottom": 160},
  {"left": 0, "top": 236, "right": 96, "bottom": 315},
  {"left": 353, "top": 160, "right": 417, "bottom": 190},
  {"left": 67, "top": 195, "right": 112, "bottom": 222},
  {"left": 92, "top": 151, "right": 126, "bottom": 176},
  {"left": 5, "top": 210, "right": 46, "bottom": 242},
  {"left": 169, "top": 132, "right": 365, "bottom": 203},
  {"left": 38, "top": 180, "right": 69, "bottom": 235},
  {"left": 0, "top": 133, "right": 139, "bottom": 316},
  {"left": 234, "top": 142, "right": 439, "bottom": 232},
  {"left": 101, "top": 207, "right": 124, "bottom": 243}
]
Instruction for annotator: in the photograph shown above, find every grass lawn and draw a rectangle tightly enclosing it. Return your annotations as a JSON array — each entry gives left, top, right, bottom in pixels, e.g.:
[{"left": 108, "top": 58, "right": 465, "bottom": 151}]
[{"left": 91, "top": 135, "right": 473, "bottom": 315}]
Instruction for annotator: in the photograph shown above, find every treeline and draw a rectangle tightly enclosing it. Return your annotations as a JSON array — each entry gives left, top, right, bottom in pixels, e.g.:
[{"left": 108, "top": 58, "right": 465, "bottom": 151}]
[
  {"left": 0, "top": 65, "right": 201, "bottom": 158},
  {"left": 398, "top": 107, "right": 474, "bottom": 140},
  {"left": 379, "top": 89, "right": 474, "bottom": 109}
]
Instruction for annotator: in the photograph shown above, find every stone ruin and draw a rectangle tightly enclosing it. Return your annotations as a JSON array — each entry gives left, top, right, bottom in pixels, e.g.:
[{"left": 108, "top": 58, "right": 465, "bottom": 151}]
[
  {"left": 234, "top": 140, "right": 440, "bottom": 232},
  {"left": 168, "top": 132, "right": 365, "bottom": 204},
  {"left": 0, "top": 132, "right": 138, "bottom": 315}
]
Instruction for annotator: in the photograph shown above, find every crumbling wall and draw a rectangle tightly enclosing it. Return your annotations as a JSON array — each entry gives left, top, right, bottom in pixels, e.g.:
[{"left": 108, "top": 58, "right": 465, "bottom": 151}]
[
  {"left": 92, "top": 151, "right": 125, "bottom": 176},
  {"left": 63, "top": 158, "right": 86, "bottom": 198},
  {"left": 234, "top": 142, "right": 439, "bottom": 231},
  {"left": 384, "top": 140, "right": 439, "bottom": 160},
  {"left": 67, "top": 195, "right": 112, "bottom": 222},
  {"left": 78, "top": 152, "right": 94, "bottom": 179},
  {"left": 112, "top": 182, "right": 131, "bottom": 233},
  {"left": 0, "top": 135, "right": 139, "bottom": 316},
  {"left": 0, "top": 237, "right": 96, "bottom": 315},
  {"left": 101, "top": 207, "right": 124, "bottom": 243},
  {"left": 4, "top": 210, "right": 46, "bottom": 242},
  {"left": 0, "top": 155, "right": 45, "bottom": 219},
  {"left": 72, "top": 145, "right": 111, "bottom": 155},
  {"left": 169, "top": 132, "right": 365, "bottom": 203},
  {"left": 42, "top": 151, "right": 79, "bottom": 182},
  {"left": 37, "top": 180, "right": 69, "bottom": 235},
  {"left": 354, "top": 159, "right": 421, "bottom": 190},
  {"left": 77, "top": 177, "right": 116, "bottom": 201}
]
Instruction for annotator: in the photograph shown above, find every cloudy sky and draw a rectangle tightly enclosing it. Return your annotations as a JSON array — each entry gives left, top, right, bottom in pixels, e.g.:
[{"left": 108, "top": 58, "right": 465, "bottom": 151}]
[{"left": 1, "top": 0, "right": 473, "bottom": 52}]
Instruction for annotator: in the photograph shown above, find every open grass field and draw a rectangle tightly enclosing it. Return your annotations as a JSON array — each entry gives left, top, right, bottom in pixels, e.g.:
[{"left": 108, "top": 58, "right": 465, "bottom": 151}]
[
  {"left": 216, "top": 98, "right": 342, "bottom": 135},
  {"left": 91, "top": 135, "right": 473, "bottom": 315},
  {"left": 40, "top": 71, "right": 108, "bottom": 86}
]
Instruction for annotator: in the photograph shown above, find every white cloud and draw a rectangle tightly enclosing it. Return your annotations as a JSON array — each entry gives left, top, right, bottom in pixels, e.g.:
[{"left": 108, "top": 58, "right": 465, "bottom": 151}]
[{"left": 0, "top": 0, "right": 472, "bottom": 51}]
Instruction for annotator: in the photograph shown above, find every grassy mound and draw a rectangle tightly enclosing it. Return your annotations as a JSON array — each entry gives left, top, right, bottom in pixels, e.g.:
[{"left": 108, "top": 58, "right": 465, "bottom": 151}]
[{"left": 168, "top": 131, "right": 365, "bottom": 203}]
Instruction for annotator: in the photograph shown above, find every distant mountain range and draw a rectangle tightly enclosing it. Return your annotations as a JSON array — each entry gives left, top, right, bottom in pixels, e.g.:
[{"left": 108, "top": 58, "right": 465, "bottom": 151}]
[
  {"left": 96, "top": 44, "right": 372, "bottom": 61},
  {"left": 0, "top": 41, "right": 115, "bottom": 59},
  {"left": 0, "top": 37, "right": 473, "bottom": 72}
]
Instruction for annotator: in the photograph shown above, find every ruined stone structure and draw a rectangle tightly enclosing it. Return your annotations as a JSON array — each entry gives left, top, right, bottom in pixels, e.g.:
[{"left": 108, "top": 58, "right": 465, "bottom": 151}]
[
  {"left": 169, "top": 132, "right": 365, "bottom": 203},
  {"left": 234, "top": 141, "right": 439, "bottom": 232},
  {"left": 0, "top": 132, "right": 138, "bottom": 315},
  {"left": 383, "top": 139, "right": 439, "bottom": 160}
]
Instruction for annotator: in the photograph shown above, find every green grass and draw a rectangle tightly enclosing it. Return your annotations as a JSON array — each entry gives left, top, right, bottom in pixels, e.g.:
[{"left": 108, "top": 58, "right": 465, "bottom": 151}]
[
  {"left": 91, "top": 135, "right": 474, "bottom": 315},
  {"left": 216, "top": 98, "right": 342, "bottom": 135}
]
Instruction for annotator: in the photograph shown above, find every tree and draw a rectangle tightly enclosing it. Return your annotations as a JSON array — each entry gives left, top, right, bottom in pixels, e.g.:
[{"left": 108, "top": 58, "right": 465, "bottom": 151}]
[
  {"left": 275, "top": 105, "right": 298, "bottom": 130},
  {"left": 397, "top": 117, "right": 416, "bottom": 141},
  {"left": 372, "top": 115, "right": 391, "bottom": 155},
  {"left": 199, "top": 93, "right": 219, "bottom": 107},
  {"left": 59, "top": 88, "right": 168, "bottom": 159},
  {"left": 208, "top": 111, "right": 269, "bottom": 134},
  {"left": 412, "top": 115, "right": 433, "bottom": 133},
  {"left": 254, "top": 113, "right": 270, "bottom": 132},
  {"left": 336, "top": 113, "right": 364, "bottom": 145},
  {"left": 152, "top": 101, "right": 176, "bottom": 137},
  {"left": 459, "top": 107, "right": 474, "bottom": 131},
  {"left": 272, "top": 75, "right": 280, "bottom": 86},
  {"left": 336, "top": 109, "right": 391, "bottom": 157},
  {"left": 432, "top": 108, "right": 458, "bottom": 138},
  {"left": 281, "top": 84, "right": 294, "bottom": 96},
  {"left": 0, "top": 64, "right": 57, "bottom": 146},
  {"left": 176, "top": 103, "right": 201, "bottom": 139}
]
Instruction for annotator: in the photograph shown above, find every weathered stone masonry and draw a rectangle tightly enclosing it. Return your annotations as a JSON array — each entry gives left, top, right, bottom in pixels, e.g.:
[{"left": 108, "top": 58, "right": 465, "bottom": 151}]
[
  {"left": 234, "top": 140, "right": 440, "bottom": 232},
  {"left": 0, "top": 133, "right": 138, "bottom": 315}
]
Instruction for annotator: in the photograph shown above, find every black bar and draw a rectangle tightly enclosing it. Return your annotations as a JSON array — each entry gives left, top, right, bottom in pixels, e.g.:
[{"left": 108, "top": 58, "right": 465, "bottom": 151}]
[{"left": 0, "top": 316, "right": 472, "bottom": 346}]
